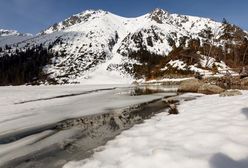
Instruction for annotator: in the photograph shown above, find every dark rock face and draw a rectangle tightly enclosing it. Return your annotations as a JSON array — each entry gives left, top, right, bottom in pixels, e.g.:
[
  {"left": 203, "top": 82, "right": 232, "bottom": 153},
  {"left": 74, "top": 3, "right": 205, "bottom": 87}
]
[
  {"left": 168, "top": 104, "right": 179, "bottom": 115},
  {"left": 149, "top": 8, "right": 169, "bottom": 24}
]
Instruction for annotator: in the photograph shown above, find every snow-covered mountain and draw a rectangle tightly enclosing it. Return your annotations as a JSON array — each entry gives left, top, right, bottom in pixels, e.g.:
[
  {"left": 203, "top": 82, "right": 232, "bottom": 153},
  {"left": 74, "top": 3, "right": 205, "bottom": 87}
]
[
  {"left": 0, "top": 29, "right": 32, "bottom": 47},
  {"left": 0, "top": 9, "right": 247, "bottom": 85},
  {"left": 0, "top": 29, "right": 21, "bottom": 36}
]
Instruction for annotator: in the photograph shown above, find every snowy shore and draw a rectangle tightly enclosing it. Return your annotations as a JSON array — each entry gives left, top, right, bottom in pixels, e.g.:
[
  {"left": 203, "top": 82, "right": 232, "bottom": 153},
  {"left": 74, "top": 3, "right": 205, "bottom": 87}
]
[{"left": 64, "top": 91, "right": 248, "bottom": 168}]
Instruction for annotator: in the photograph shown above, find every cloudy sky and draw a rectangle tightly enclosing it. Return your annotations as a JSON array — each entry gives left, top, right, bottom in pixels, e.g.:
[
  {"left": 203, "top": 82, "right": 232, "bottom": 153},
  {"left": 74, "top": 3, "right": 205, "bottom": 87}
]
[{"left": 0, "top": 0, "right": 247, "bottom": 34}]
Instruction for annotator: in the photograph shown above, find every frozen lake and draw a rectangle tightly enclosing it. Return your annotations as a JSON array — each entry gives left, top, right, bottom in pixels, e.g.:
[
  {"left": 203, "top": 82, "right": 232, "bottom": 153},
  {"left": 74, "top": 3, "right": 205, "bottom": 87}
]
[{"left": 0, "top": 84, "right": 178, "bottom": 167}]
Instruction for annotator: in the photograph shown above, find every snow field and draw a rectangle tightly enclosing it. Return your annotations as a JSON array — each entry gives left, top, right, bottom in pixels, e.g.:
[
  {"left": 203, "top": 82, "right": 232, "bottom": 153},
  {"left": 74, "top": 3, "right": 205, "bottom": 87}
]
[{"left": 64, "top": 92, "right": 248, "bottom": 168}]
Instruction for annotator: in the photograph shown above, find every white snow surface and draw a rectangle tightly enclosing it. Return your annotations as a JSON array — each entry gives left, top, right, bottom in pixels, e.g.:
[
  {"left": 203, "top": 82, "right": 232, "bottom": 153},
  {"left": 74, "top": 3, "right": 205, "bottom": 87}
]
[{"left": 64, "top": 92, "right": 248, "bottom": 168}]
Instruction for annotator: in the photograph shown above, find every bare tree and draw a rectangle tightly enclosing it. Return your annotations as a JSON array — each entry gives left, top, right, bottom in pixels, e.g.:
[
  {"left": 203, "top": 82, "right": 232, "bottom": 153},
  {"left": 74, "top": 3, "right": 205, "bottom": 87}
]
[{"left": 205, "top": 23, "right": 221, "bottom": 67}]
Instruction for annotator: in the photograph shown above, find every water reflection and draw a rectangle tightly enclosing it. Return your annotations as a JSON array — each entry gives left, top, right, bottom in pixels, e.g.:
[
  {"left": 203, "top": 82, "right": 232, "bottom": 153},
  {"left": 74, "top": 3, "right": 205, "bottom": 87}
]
[{"left": 130, "top": 85, "right": 178, "bottom": 96}]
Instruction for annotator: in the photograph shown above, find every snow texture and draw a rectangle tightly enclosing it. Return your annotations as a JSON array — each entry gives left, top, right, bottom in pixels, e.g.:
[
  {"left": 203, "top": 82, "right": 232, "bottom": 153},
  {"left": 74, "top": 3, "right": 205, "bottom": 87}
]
[{"left": 64, "top": 91, "right": 248, "bottom": 168}]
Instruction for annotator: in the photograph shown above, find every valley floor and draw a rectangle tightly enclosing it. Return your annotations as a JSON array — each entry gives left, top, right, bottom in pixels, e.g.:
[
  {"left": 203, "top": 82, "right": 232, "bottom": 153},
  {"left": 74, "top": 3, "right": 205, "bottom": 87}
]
[{"left": 64, "top": 92, "right": 248, "bottom": 168}]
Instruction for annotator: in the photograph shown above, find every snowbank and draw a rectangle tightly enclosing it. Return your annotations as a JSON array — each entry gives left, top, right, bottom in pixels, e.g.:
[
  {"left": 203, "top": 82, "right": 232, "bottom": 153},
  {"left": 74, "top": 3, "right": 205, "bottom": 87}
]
[{"left": 64, "top": 92, "right": 248, "bottom": 168}]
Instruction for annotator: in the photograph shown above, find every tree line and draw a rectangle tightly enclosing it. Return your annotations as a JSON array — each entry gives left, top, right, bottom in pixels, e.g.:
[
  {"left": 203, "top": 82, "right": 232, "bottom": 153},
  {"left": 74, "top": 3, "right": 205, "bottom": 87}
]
[{"left": 0, "top": 44, "right": 54, "bottom": 85}]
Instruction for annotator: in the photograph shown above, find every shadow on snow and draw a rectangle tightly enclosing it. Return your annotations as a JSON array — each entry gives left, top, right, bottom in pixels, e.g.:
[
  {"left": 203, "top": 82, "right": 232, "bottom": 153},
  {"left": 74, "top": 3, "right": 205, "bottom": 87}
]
[{"left": 209, "top": 153, "right": 248, "bottom": 168}]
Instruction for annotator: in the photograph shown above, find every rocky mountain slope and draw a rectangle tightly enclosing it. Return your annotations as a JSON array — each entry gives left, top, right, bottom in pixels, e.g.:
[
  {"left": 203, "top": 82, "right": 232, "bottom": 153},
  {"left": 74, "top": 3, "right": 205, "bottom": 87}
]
[{"left": 0, "top": 8, "right": 247, "bottom": 85}]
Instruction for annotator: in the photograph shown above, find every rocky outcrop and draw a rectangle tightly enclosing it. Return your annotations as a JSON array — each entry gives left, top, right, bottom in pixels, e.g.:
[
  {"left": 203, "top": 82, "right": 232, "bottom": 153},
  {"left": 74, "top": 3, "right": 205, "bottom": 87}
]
[
  {"left": 219, "top": 90, "right": 242, "bottom": 97},
  {"left": 178, "top": 78, "right": 227, "bottom": 95},
  {"left": 178, "top": 79, "right": 203, "bottom": 92},
  {"left": 198, "top": 84, "right": 224, "bottom": 94}
]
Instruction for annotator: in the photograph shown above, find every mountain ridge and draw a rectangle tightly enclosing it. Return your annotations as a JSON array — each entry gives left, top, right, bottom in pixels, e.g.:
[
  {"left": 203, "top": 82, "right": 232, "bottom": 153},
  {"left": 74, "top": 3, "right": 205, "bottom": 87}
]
[{"left": 0, "top": 8, "right": 247, "bottom": 85}]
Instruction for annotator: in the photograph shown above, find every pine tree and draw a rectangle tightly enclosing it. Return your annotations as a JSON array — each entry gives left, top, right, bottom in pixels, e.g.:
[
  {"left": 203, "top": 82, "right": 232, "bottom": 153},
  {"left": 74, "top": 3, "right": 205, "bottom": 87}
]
[{"left": 0, "top": 45, "right": 55, "bottom": 85}]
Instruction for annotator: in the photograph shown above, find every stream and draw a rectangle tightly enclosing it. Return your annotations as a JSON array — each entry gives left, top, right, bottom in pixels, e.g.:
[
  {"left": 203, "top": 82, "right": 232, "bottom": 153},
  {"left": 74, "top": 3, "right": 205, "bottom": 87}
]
[{"left": 0, "top": 85, "right": 182, "bottom": 168}]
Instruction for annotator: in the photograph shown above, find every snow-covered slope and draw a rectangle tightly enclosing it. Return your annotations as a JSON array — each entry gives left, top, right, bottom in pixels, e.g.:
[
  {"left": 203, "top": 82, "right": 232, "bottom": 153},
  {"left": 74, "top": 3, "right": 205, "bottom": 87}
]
[
  {"left": 0, "top": 29, "right": 32, "bottom": 47},
  {"left": 0, "top": 9, "right": 247, "bottom": 84}
]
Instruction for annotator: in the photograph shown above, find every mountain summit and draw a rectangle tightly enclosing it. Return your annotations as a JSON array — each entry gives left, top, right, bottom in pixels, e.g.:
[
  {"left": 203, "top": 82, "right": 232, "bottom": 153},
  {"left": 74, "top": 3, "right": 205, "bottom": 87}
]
[
  {"left": 149, "top": 8, "right": 170, "bottom": 23},
  {"left": 40, "top": 10, "right": 108, "bottom": 35},
  {"left": 0, "top": 9, "right": 247, "bottom": 85}
]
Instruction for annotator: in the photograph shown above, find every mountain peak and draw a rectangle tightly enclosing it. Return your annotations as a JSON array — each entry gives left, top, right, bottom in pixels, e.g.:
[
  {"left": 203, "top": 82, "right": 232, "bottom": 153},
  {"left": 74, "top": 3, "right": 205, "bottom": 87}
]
[
  {"left": 149, "top": 8, "right": 170, "bottom": 24},
  {"left": 0, "top": 29, "right": 19, "bottom": 36},
  {"left": 40, "top": 9, "right": 109, "bottom": 35},
  {"left": 151, "top": 8, "right": 169, "bottom": 15},
  {"left": 0, "top": 29, "right": 32, "bottom": 37},
  {"left": 80, "top": 9, "right": 107, "bottom": 15},
  {"left": 76, "top": 9, "right": 109, "bottom": 18}
]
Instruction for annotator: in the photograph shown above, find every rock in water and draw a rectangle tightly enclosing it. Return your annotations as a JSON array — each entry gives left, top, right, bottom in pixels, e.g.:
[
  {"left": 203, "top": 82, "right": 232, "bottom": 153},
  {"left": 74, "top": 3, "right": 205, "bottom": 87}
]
[{"left": 168, "top": 104, "right": 179, "bottom": 115}]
